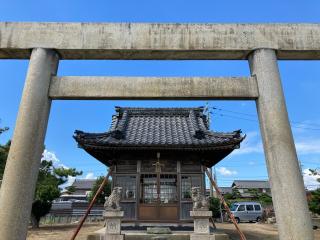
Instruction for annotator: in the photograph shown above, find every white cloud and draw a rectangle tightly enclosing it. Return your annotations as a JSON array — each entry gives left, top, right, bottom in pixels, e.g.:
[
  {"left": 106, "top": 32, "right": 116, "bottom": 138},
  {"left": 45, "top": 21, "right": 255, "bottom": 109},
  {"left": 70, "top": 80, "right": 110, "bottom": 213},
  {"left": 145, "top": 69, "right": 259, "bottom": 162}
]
[
  {"left": 230, "top": 130, "right": 320, "bottom": 156},
  {"left": 248, "top": 161, "right": 256, "bottom": 165},
  {"left": 85, "top": 172, "right": 96, "bottom": 179},
  {"left": 57, "top": 163, "right": 69, "bottom": 169},
  {"left": 41, "top": 149, "right": 59, "bottom": 163},
  {"left": 217, "top": 167, "right": 237, "bottom": 176},
  {"left": 231, "top": 131, "right": 263, "bottom": 156},
  {"left": 295, "top": 139, "right": 320, "bottom": 154},
  {"left": 303, "top": 168, "right": 320, "bottom": 190},
  {"left": 60, "top": 176, "right": 76, "bottom": 191}
]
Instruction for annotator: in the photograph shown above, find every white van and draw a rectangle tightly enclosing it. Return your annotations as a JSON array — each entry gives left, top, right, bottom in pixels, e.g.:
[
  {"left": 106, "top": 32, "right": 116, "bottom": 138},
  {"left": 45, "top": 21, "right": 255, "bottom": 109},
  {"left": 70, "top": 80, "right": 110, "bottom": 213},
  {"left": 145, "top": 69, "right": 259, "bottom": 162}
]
[{"left": 230, "top": 202, "right": 263, "bottom": 223}]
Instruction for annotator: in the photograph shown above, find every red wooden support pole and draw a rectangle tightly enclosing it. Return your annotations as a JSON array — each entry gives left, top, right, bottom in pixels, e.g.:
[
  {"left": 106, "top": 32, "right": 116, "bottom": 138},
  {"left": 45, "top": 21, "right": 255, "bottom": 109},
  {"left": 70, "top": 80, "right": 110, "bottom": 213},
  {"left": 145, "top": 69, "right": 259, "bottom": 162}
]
[
  {"left": 70, "top": 168, "right": 112, "bottom": 240},
  {"left": 205, "top": 168, "right": 247, "bottom": 240}
]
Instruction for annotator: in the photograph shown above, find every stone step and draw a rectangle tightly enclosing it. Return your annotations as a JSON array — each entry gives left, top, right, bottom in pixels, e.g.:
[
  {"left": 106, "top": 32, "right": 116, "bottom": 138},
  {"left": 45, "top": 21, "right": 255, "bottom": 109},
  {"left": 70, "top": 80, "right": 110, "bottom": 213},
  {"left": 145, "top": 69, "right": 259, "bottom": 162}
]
[{"left": 87, "top": 231, "right": 229, "bottom": 240}]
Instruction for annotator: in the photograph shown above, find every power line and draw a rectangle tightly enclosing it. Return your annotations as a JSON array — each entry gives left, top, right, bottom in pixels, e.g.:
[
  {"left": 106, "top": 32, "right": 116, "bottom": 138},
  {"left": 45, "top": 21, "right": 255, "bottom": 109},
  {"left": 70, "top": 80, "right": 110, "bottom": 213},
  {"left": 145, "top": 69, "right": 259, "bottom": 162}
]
[
  {"left": 212, "top": 111, "right": 320, "bottom": 131},
  {"left": 210, "top": 106, "right": 320, "bottom": 130}
]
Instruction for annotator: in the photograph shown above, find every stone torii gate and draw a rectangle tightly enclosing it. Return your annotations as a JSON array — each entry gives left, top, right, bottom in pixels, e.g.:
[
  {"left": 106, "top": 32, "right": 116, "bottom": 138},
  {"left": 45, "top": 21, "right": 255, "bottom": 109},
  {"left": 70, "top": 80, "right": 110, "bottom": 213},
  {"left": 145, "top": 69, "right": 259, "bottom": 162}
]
[{"left": 0, "top": 23, "right": 318, "bottom": 240}]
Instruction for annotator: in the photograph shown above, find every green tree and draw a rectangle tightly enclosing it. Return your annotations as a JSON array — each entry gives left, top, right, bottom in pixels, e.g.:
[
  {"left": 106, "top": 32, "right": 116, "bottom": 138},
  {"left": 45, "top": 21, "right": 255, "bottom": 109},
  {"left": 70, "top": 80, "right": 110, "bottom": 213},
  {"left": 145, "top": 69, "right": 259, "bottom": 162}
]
[
  {"left": 31, "top": 159, "right": 82, "bottom": 228},
  {"left": 309, "top": 189, "right": 320, "bottom": 215},
  {"left": 248, "top": 188, "right": 259, "bottom": 198},
  {"left": 0, "top": 124, "right": 9, "bottom": 180},
  {"left": 87, "top": 176, "right": 112, "bottom": 204},
  {"left": 209, "top": 197, "right": 221, "bottom": 218},
  {"left": 0, "top": 126, "right": 9, "bottom": 136},
  {"left": 0, "top": 125, "right": 83, "bottom": 228},
  {"left": 65, "top": 185, "right": 76, "bottom": 194},
  {"left": 308, "top": 169, "right": 320, "bottom": 214},
  {"left": 0, "top": 140, "right": 10, "bottom": 180}
]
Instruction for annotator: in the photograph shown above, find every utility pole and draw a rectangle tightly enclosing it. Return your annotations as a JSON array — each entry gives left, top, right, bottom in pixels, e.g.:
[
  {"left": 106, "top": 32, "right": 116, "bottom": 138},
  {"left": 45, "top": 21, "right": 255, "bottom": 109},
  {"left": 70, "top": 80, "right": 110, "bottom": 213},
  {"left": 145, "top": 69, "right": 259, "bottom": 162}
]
[
  {"left": 204, "top": 102, "right": 214, "bottom": 198},
  {"left": 214, "top": 166, "right": 223, "bottom": 222}
]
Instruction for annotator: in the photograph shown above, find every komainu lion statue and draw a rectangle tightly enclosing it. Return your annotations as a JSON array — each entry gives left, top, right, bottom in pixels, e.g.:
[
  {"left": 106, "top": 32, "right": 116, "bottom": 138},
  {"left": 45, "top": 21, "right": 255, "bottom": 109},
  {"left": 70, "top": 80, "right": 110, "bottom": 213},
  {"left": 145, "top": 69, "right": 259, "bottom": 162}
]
[
  {"left": 191, "top": 186, "right": 209, "bottom": 210},
  {"left": 104, "top": 187, "right": 122, "bottom": 210}
]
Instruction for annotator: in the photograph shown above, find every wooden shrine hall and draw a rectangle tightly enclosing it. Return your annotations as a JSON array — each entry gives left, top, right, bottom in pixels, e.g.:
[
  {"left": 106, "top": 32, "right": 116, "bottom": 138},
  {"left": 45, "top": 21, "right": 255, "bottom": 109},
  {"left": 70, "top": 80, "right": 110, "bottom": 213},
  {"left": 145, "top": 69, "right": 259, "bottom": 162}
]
[{"left": 74, "top": 107, "right": 244, "bottom": 223}]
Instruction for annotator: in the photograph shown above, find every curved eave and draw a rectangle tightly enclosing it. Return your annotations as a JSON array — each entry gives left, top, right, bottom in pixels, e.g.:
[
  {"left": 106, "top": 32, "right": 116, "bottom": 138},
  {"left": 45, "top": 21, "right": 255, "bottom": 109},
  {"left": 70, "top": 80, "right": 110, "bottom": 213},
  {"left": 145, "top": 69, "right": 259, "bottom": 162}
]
[
  {"left": 73, "top": 130, "right": 245, "bottom": 168},
  {"left": 77, "top": 141, "right": 242, "bottom": 151}
]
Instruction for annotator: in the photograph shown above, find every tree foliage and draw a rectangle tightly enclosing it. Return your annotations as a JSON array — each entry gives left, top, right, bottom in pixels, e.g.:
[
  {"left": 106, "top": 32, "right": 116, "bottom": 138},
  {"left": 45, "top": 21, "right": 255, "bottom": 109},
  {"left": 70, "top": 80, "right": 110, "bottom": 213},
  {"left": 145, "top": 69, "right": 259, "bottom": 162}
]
[
  {"left": 209, "top": 197, "right": 221, "bottom": 218},
  {"left": 0, "top": 124, "right": 10, "bottom": 180},
  {"left": 87, "top": 176, "right": 112, "bottom": 204},
  {"left": 0, "top": 126, "right": 9, "bottom": 136},
  {"left": 0, "top": 122, "right": 83, "bottom": 227},
  {"left": 0, "top": 140, "right": 10, "bottom": 180},
  {"left": 308, "top": 168, "right": 320, "bottom": 214},
  {"left": 223, "top": 188, "right": 242, "bottom": 200},
  {"left": 224, "top": 188, "right": 273, "bottom": 207},
  {"left": 309, "top": 189, "right": 320, "bottom": 215},
  {"left": 31, "top": 159, "right": 82, "bottom": 227}
]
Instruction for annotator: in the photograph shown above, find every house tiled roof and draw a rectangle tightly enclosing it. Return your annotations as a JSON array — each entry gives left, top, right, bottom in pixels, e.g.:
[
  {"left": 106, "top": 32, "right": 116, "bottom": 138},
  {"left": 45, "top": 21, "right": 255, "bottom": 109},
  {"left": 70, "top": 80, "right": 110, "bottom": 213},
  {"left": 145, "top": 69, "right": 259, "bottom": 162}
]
[
  {"left": 219, "top": 187, "right": 233, "bottom": 194},
  {"left": 71, "top": 179, "right": 96, "bottom": 190},
  {"left": 74, "top": 107, "right": 244, "bottom": 150},
  {"left": 73, "top": 107, "right": 245, "bottom": 166},
  {"left": 232, "top": 180, "right": 270, "bottom": 189}
]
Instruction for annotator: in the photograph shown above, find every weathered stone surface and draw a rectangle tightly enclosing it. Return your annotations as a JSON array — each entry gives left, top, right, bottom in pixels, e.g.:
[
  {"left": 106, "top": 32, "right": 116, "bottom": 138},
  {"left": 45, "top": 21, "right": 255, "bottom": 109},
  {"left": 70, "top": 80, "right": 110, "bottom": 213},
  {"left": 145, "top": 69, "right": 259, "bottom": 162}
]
[
  {"left": 147, "top": 227, "right": 172, "bottom": 234},
  {"left": 249, "top": 49, "right": 313, "bottom": 240},
  {"left": 49, "top": 76, "right": 258, "bottom": 100},
  {"left": 0, "top": 48, "right": 59, "bottom": 240},
  {"left": 105, "top": 219, "right": 121, "bottom": 235},
  {"left": 194, "top": 219, "right": 210, "bottom": 234},
  {"left": 104, "top": 210, "right": 124, "bottom": 237},
  {"left": 104, "top": 187, "right": 122, "bottom": 211},
  {"left": 104, "top": 234, "right": 124, "bottom": 240},
  {"left": 190, "top": 211, "right": 213, "bottom": 218},
  {"left": 191, "top": 187, "right": 209, "bottom": 210},
  {"left": 151, "top": 236, "right": 168, "bottom": 240},
  {"left": 1, "top": 23, "right": 320, "bottom": 59},
  {"left": 190, "top": 233, "right": 229, "bottom": 240},
  {"left": 103, "top": 210, "right": 124, "bottom": 218},
  {"left": 88, "top": 229, "right": 228, "bottom": 240},
  {"left": 190, "top": 211, "right": 212, "bottom": 235}
]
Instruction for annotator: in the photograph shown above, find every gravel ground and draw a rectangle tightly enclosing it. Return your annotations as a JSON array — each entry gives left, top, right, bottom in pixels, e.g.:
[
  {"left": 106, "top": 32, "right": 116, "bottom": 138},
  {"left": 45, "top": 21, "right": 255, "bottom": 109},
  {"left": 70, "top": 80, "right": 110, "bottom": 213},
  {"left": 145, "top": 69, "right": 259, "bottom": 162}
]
[{"left": 27, "top": 222, "right": 320, "bottom": 240}]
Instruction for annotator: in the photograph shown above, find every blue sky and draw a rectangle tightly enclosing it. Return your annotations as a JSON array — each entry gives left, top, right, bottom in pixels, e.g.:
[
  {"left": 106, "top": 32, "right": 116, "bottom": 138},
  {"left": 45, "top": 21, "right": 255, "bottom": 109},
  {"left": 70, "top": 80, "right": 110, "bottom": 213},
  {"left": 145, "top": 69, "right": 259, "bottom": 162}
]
[{"left": 0, "top": 0, "right": 319, "bottom": 189}]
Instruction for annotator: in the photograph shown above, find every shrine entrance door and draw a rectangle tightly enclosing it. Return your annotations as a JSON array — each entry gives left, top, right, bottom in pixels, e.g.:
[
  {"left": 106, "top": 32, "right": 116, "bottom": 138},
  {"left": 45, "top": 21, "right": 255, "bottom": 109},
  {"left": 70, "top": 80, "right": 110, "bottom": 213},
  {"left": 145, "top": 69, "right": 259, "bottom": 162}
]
[{"left": 138, "top": 173, "right": 178, "bottom": 221}]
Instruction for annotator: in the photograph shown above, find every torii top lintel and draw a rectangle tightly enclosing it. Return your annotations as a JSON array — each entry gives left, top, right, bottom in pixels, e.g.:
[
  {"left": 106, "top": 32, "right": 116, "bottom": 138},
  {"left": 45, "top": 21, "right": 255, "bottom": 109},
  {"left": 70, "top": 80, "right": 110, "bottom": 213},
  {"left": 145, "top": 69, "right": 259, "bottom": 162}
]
[{"left": 0, "top": 22, "right": 320, "bottom": 60}]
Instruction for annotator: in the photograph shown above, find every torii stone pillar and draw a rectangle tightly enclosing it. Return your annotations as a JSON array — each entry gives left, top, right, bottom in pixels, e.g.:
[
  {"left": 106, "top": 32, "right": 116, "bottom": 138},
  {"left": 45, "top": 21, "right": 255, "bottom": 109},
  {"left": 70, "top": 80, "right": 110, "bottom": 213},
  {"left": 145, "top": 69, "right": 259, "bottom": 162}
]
[
  {"left": 0, "top": 48, "right": 59, "bottom": 240},
  {"left": 249, "top": 49, "right": 313, "bottom": 240}
]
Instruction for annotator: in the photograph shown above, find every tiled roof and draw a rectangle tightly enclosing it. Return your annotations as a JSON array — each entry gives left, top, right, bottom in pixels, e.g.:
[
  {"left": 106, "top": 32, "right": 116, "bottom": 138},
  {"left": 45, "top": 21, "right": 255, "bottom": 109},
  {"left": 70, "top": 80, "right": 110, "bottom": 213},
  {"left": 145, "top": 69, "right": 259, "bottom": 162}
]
[
  {"left": 219, "top": 187, "right": 233, "bottom": 194},
  {"left": 74, "top": 107, "right": 244, "bottom": 150},
  {"left": 71, "top": 179, "right": 96, "bottom": 190},
  {"left": 232, "top": 180, "right": 270, "bottom": 189}
]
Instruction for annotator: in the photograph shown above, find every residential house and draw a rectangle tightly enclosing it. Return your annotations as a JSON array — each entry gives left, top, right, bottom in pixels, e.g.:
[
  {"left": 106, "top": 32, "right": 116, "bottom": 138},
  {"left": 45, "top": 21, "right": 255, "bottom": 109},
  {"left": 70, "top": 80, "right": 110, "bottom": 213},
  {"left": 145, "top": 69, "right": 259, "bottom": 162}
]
[{"left": 231, "top": 180, "right": 271, "bottom": 198}]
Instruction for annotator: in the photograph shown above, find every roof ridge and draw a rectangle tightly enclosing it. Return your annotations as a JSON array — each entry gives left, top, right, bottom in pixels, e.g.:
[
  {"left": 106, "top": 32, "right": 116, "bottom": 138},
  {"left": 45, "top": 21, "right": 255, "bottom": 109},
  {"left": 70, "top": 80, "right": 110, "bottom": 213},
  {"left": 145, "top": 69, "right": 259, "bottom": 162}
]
[
  {"left": 115, "top": 106, "right": 205, "bottom": 114},
  {"left": 234, "top": 180, "right": 269, "bottom": 182}
]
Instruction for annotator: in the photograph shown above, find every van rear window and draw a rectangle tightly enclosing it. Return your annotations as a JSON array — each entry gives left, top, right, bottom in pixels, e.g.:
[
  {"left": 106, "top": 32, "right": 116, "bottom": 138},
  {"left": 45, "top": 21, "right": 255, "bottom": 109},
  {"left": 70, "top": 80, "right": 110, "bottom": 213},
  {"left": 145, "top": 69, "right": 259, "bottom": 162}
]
[{"left": 254, "top": 205, "right": 261, "bottom": 211}]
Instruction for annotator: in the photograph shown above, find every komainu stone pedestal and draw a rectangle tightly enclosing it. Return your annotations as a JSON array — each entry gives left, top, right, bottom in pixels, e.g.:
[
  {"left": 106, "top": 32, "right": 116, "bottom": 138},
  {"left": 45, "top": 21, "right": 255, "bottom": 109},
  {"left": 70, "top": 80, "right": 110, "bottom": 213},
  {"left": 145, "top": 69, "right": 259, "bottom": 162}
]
[
  {"left": 103, "top": 210, "right": 124, "bottom": 240},
  {"left": 190, "top": 211, "right": 214, "bottom": 240},
  {"left": 190, "top": 211, "right": 212, "bottom": 234}
]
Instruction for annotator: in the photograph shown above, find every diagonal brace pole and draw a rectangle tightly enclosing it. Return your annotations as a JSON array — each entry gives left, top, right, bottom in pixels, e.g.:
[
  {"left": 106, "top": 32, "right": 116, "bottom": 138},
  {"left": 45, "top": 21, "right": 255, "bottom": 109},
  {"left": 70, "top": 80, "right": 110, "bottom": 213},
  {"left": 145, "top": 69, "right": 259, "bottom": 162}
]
[
  {"left": 205, "top": 168, "right": 247, "bottom": 240},
  {"left": 70, "top": 168, "right": 113, "bottom": 240}
]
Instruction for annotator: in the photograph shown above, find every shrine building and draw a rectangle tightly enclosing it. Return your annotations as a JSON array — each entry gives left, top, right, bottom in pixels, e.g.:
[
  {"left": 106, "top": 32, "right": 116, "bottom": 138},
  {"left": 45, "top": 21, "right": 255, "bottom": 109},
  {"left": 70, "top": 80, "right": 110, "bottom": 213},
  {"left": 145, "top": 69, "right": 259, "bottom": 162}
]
[{"left": 74, "top": 107, "right": 244, "bottom": 223}]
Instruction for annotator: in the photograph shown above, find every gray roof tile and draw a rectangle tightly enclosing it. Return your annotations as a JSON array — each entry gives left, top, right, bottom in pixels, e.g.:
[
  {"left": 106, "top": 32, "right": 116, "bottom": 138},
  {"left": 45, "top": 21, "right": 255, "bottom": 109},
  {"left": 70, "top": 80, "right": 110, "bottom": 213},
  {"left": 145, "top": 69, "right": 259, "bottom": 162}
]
[
  {"left": 74, "top": 107, "right": 244, "bottom": 150},
  {"left": 232, "top": 180, "right": 270, "bottom": 189}
]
